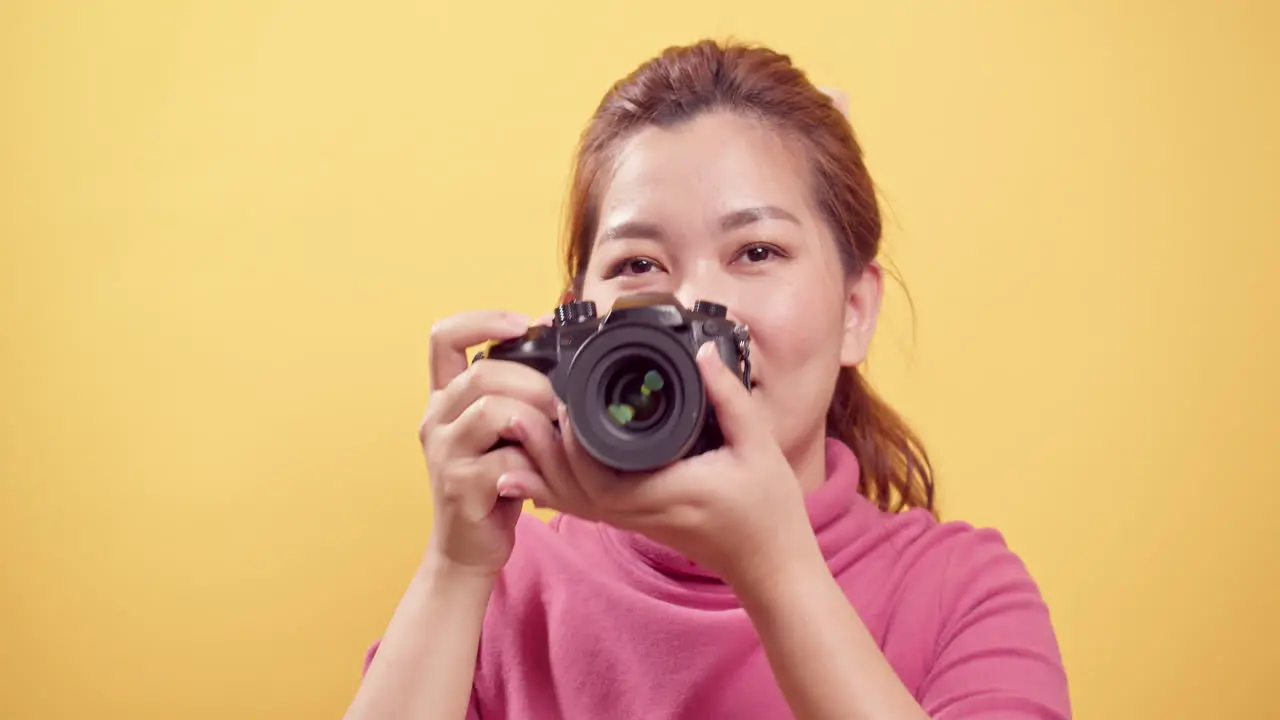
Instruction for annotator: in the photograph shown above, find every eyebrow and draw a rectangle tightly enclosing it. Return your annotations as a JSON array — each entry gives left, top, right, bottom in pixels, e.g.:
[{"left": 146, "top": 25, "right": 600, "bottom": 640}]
[
  {"left": 599, "top": 220, "right": 666, "bottom": 243},
  {"left": 598, "top": 205, "right": 801, "bottom": 242},
  {"left": 719, "top": 206, "right": 801, "bottom": 232}
]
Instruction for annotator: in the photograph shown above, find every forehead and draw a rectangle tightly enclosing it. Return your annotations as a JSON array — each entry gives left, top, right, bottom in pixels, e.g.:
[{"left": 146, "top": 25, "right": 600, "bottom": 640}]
[{"left": 599, "top": 111, "right": 815, "bottom": 223}]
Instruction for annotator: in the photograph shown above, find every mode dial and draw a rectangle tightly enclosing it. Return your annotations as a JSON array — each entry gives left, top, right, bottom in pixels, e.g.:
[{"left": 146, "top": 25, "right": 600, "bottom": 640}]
[{"left": 555, "top": 300, "right": 598, "bottom": 325}]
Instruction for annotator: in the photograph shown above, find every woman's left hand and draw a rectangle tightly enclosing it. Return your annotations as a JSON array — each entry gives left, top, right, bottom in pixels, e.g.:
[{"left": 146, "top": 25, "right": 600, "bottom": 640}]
[{"left": 500, "top": 341, "right": 817, "bottom": 589}]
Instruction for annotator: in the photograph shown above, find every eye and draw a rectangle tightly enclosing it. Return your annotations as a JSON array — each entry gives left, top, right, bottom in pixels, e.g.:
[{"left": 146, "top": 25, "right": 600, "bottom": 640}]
[
  {"left": 606, "top": 256, "right": 664, "bottom": 277},
  {"left": 737, "top": 243, "right": 784, "bottom": 264}
]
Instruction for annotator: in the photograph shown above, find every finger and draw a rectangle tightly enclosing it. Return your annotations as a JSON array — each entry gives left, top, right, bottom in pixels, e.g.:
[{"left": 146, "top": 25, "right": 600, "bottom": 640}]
[
  {"left": 532, "top": 312, "right": 556, "bottom": 328},
  {"left": 428, "top": 310, "right": 530, "bottom": 391},
  {"left": 695, "top": 341, "right": 760, "bottom": 447},
  {"left": 451, "top": 446, "right": 535, "bottom": 523},
  {"left": 506, "top": 410, "right": 583, "bottom": 512},
  {"left": 495, "top": 469, "right": 556, "bottom": 509},
  {"left": 555, "top": 400, "right": 637, "bottom": 511},
  {"left": 429, "top": 359, "right": 559, "bottom": 427},
  {"left": 556, "top": 401, "right": 593, "bottom": 487},
  {"left": 445, "top": 394, "right": 549, "bottom": 457},
  {"left": 554, "top": 403, "right": 671, "bottom": 519}
]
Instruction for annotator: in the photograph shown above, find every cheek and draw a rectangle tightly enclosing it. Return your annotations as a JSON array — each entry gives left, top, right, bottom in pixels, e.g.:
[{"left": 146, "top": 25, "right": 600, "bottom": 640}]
[
  {"left": 736, "top": 283, "right": 846, "bottom": 372},
  {"left": 576, "top": 275, "right": 617, "bottom": 311}
]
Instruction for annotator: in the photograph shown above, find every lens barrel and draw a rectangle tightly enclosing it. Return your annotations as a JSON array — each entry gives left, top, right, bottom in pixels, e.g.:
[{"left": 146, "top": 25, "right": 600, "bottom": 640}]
[{"left": 565, "top": 323, "right": 707, "bottom": 473}]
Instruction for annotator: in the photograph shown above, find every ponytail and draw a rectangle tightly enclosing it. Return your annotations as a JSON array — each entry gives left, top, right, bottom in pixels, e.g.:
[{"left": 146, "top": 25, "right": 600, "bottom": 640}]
[{"left": 827, "top": 367, "right": 936, "bottom": 516}]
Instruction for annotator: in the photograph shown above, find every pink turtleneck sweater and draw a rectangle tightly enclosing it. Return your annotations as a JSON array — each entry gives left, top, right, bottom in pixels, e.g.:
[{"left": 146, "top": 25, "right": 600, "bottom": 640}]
[{"left": 362, "top": 439, "right": 1071, "bottom": 718}]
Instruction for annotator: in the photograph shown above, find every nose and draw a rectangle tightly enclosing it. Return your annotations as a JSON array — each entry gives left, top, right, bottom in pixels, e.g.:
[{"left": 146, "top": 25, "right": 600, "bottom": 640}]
[{"left": 673, "top": 262, "right": 742, "bottom": 323}]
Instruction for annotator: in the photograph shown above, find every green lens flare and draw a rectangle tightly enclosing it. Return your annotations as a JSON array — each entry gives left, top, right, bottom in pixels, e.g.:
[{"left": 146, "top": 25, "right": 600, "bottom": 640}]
[
  {"left": 608, "top": 403, "right": 635, "bottom": 426},
  {"left": 606, "top": 368, "right": 668, "bottom": 427},
  {"left": 642, "top": 370, "right": 664, "bottom": 392}
]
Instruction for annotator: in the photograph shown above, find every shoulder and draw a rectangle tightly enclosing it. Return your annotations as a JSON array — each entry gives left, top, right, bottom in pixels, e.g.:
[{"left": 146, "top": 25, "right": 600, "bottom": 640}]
[
  {"left": 871, "top": 506, "right": 1047, "bottom": 602},
  {"left": 930, "top": 516, "right": 1051, "bottom": 629},
  {"left": 881, "top": 508, "right": 1060, "bottom": 640},
  {"left": 879, "top": 511, "right": 1071, "bottom": 716}
]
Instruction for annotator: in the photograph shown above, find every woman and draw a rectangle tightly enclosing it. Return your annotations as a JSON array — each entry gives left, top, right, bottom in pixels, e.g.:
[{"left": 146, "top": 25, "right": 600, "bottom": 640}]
[{"left": 345, "top": 40, "right": 1070, "bottom": 719}]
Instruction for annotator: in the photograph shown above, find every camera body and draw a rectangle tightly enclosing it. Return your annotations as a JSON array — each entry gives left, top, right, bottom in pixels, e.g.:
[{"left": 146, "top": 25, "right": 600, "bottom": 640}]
[{"left": 474, "top": 292, "right": 752, "bottom": 473}]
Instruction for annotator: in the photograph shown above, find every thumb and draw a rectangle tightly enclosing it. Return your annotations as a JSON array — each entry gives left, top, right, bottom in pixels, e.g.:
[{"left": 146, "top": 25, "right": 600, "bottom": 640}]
[{"left": 695, "top": 341, "right": 759, "bottom": 446}]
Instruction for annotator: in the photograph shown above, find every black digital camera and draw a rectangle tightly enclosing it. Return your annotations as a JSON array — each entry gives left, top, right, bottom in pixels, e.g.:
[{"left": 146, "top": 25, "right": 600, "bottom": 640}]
[{"left": 473, "top": 292, "right": 752, "bottom": 473}]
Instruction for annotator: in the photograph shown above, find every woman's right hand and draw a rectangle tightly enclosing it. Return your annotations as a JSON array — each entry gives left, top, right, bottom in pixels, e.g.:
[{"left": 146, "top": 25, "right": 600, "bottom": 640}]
[{"left": 417, "top": 310, "right": 560, "bottom": 578}]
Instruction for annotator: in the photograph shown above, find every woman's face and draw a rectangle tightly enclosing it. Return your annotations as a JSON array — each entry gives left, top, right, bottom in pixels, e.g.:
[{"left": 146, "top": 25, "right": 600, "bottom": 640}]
[{"left": 579, "top": 111, "right": 882, "bottom": 484}]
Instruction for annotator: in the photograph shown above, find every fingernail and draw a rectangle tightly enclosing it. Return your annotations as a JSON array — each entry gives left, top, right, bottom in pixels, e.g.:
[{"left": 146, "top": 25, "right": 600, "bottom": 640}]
[
  {"left": 697, "top": 342, "right": 715, "bottom": 361},
  {"left": 506, "top": 313, "right": 531, "bottom": 330},
  {"left": 496, "top": 473, "right": 525, "bottom": 499}
]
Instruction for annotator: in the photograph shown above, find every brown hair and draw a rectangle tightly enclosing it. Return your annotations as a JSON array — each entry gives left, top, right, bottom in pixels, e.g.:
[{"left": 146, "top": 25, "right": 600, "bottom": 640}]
[{"left": 560, "top": 39, "right": 935, "bottom": 516}]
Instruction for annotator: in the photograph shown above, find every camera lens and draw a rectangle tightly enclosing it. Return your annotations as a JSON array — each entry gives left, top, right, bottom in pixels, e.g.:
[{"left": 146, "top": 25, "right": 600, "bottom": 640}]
[
  {"left": 604, "top": 360, "right": 669, "bottom": 431},
  {"left": 565, "top": 322, "right": 709, "bottom": 473}
]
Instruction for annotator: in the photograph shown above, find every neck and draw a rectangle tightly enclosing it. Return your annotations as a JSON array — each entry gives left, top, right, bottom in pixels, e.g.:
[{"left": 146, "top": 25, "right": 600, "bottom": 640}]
[{"left": 788, "top": 430, "right": 831, "bottom": 493}]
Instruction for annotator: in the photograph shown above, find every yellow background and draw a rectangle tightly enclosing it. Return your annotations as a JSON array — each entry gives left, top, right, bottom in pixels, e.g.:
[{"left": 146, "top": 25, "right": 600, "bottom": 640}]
[{"left": 3, "top": 1, "right": 1277, "bottom": 718}]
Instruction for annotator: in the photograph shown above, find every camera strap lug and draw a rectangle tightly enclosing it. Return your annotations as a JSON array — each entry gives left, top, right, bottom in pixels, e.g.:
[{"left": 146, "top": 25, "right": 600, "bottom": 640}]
[{"left": 733, "top": 324, "right": 752, "bottom": 391}]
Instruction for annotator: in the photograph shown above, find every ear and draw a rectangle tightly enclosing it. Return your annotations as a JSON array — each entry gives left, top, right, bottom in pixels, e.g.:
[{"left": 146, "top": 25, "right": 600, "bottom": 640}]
[
  {"left": 839, "top": 261, "right": 883, "bottom": 367},
  {"left": 818, "top": 86, "right": 851, "bottom": 118}
]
